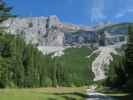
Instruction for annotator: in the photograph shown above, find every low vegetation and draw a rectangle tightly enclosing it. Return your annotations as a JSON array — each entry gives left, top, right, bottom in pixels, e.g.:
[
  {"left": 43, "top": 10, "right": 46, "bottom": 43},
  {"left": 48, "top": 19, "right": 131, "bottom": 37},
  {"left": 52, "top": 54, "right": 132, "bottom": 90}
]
[{"left": 0, "top": 87, "right": 87, "bottom": 100}]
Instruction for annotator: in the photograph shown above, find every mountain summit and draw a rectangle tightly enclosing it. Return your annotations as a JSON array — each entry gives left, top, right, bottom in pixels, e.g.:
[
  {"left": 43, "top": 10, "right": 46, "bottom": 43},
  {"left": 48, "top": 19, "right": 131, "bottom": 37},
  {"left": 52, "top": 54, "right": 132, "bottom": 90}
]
[{"left": 0, "top": 16, "right": 127, "bottom": 54}]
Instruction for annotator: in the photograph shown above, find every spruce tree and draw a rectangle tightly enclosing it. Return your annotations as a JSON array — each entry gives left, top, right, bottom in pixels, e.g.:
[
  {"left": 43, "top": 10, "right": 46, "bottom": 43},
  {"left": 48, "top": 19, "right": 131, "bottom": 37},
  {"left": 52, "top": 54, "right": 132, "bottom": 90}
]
[
  {"left": 0, "top": 0, "right": 12, "bottom": 22},
  {"left": 125, "top": 24, "right": 133, "bottom": 90},
  {"left": 125, "top": 25, "right": 133, "bottom": 78}
]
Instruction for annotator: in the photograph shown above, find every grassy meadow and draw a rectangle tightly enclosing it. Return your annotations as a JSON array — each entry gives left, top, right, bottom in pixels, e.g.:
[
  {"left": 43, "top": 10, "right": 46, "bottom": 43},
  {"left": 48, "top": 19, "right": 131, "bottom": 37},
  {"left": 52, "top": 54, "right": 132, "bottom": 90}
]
[{"left": 0, "top": 87, "right": 88, "bottom": 100}]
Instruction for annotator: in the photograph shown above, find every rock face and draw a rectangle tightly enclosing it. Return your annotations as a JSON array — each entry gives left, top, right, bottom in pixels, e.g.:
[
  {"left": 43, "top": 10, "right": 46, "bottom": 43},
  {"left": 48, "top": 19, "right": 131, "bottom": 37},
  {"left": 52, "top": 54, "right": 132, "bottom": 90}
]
[
  {"left": 0, "top": 16, "right": 128, "bottom": 81},
  {"left": 0, "top": 15, "right": 96, "bottom": 53},
  {"left": 98, "top": 31, "right": 127, "bottom": 46},
  {"left": 87, "top": 41, "right": 126, "bottom": 81},
  {"left": 1, "top": 16, "right": 95, "bottom": 46},
  {"left": 0, "top": 16, "right": 127, "bottom": 54},
  {"left": 92, "top": 47, "right": 117, "bottom": 81},
  {"left": 64, "top": 30, "right": 98, "bottom": 46},
  {"left": 1, "top": 16, "right": 65, "bottom": 46}
]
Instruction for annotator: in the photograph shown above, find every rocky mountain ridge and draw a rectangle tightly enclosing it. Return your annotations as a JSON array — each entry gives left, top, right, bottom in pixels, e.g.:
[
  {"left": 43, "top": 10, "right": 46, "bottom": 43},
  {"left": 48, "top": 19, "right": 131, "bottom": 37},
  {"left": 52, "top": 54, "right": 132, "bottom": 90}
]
[
  {"left": 1, "top": 16, "right": 93, "bottom": 44},
  {"left": 0, "top": 16, "right": 127, "bottom": 54},
  {"left": 0, "top": 15, "right": 129, "bottom": 81},
  {"left": 0, "top": 15, "right": 96, "bottom": 54}
]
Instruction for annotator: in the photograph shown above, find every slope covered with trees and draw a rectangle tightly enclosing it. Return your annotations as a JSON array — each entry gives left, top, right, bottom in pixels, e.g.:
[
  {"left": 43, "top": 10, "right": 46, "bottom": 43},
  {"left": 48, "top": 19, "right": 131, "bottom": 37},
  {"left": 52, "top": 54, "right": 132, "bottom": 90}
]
[
  {"left": 0, "top": 33, "right": 49, "bottom": 88},
  {"left": 52, "top": 47, "right": 95, "bottom": 86},
  {"left": 125, "top": 25, "right": 133, "bottom": 91},
  {"left": 103, "top": 24, "right": 133, "bottom": 92},
  {"left": 0, "top": 0, "right": 96, "bottom": 88},
  {"left": 0, "top": 0, "right": 13, "bottom": 23},
  {"left": 0, "top": 32, "right": 95, "bottom": 88}
]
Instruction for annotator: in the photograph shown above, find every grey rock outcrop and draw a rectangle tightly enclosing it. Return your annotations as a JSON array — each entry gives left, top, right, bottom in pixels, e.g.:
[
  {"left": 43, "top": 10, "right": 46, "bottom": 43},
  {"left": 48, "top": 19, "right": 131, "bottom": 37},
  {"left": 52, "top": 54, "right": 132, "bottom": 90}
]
[
  {"left": 0, "top": 15, "right": 97, "bottom": 54},
  {"left": 0, "top": 16, "right": 127, "bottom": 54},
  {"left": 1, "top": 16, "right": 64, "bottom": 46},
  {"left": 0, "top": 16, "right": 93, "bottom": 46},
  {"left": 1, "top": 15, "right": 94, "bottom": 47}
]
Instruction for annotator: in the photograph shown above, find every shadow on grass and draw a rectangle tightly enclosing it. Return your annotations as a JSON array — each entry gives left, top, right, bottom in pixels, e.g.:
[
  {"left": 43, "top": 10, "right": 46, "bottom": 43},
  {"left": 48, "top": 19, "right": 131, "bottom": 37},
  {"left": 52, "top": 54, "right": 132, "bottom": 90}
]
[
  {"left": 48, "top": 92, "right": 133, "bottom": 100},
  {"left": 47, "top": 98, "right": 56, "bottom": 100},
  {"left": 110, "top": 94, "right": 133, "bottom": 100},
  {"left": 61, "top": 96, "right": 77, "bottom": 100},
  {"left": 100, "top": 89, "right": 133, "bottom": 100},
  {"left": 53, "top": 92, "right": 89, "bottom": 100}
]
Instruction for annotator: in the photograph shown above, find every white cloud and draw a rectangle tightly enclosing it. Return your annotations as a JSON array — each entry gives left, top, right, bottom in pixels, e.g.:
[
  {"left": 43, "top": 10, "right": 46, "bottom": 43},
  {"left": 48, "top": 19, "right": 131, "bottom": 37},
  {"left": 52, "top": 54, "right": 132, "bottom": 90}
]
[
  {"left": 115, "top": 13, "right": 124, "bottom": 18},
  {"left": 127, "top": 9, "right": 133, "bottom": 13},
  {"left": 90, "top": 0, "right": 106, "bottom": 23},
  {"left": 115, "top": 0, "right": 133, "bottom": 18},
  {"left": 115, "top": 8, "right": 133, "bottom": 18},
  {"left": 91, "top": 8, "right": 106, "bottom": 23}
]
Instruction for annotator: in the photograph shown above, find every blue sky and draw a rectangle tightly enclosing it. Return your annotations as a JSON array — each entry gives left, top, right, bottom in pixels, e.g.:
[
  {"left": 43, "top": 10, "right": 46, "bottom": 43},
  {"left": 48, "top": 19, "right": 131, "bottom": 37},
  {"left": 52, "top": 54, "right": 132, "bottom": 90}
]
[{"left": 5, "top": 0, "right": 133, "bottom": 25}]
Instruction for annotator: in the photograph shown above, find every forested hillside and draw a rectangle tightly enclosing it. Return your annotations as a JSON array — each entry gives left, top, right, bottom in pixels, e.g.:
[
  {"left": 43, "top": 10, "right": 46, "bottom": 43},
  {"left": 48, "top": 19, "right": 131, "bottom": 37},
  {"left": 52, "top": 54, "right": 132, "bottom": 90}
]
[
  {"left": 0, "top": 32, "right": 96, "bottom": 88},
  {"left": 1, "top": 0, "right": 133, "bottom": 94},
  {"left": 52, "top": 47, "right": 95, "bottom": 86},
  {"left": 103, "top": 24, "right": 133, "bottom": 92}
]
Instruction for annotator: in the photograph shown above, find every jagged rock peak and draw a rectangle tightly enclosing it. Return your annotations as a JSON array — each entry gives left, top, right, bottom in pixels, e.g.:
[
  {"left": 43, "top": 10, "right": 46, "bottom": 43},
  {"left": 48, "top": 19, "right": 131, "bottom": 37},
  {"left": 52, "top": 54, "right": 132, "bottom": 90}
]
[{"left": 0, "top": 15, "right": 95, "bottom": 46}]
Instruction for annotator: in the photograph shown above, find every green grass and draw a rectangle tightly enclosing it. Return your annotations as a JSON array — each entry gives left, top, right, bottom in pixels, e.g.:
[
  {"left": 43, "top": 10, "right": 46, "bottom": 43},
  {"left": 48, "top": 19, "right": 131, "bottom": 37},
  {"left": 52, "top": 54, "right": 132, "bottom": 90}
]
[
  {"left": 54, "top": 47, "right": 94, "bottom": 86},
  {"left": 103, "top": 91, "right": 133, "bottom": 100},
  {"left": 0, "top": 87, "right": 88, "bottom": 100},
  {"left": 96, "top": 87, "right": 133, "bottom": 100}
]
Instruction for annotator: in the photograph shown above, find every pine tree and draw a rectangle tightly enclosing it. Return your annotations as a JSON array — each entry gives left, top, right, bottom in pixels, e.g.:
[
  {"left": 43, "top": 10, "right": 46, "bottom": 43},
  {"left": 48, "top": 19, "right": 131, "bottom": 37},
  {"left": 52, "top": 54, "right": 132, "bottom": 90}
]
[
  {"left": 125, "top": 24, "right": 133, "bottom": 90},
  {"left": 125, "top": 25, "right": 133, "bottom": 78},
  {"left": 0, "top": 0, "right": 12, "bottom": 22},
  {"left": 11, "top": 36, "right": 25, "bottom": 87}
]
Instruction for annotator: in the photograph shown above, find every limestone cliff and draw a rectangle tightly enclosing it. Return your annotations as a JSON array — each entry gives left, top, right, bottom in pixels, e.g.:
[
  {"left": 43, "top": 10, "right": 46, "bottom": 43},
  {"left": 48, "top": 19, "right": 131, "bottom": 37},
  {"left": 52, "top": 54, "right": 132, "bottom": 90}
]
[
  {"left": 0, "top": 15, "right": 95, "bottom": 54},
  {"left": 0, "top": 16, "right": 127, "bottom": 54},
  {"left": 1, "top": 16, "right": 93, "bottom": 44}
]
